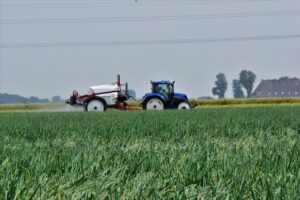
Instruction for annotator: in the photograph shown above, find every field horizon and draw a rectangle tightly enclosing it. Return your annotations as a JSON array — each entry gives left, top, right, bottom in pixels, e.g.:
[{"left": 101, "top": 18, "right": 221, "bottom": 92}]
[{"left": 1, "top": 97, "right": 300, "bottom": 112}]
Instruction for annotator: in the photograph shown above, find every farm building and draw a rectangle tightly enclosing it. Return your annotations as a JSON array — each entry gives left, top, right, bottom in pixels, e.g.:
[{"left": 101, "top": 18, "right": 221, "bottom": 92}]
[{"left": 252, "top": 77, "right": 300, "bottom": 98}]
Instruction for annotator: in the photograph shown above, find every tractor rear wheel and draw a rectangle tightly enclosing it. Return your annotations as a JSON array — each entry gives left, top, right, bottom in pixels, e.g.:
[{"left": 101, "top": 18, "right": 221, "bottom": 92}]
[
  {"left": 144, "top": 98, "right": 165, "bottom": 110},
  {"left": 178, "top": 101, "right": 191, "bottom": 110},
  {"left": 86, "top": 99, "right": 106, "bottom": 112}
]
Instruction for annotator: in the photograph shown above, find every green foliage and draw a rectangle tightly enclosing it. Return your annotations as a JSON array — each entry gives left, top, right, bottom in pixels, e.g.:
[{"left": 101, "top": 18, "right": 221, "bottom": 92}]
[
  {"left": 0, "top": 108, "right": 300, "bottom": 199},
  {"left": 232, "top": 79, "right": 245, "bottom": 98},
  {"left": 212, "top": 73, "right": 228, "bottom": 99},
  {"left": 51, "top": 96, "right": 63, "bottom": 103},
  {"left": 239, "top": 70, "right": 257, "bottom": 98},
  {"left": 0, "top": 93, "right": 50, "bottom": 104},
  {"left": 197, "top": 96, "right": 214, "bottom": 100},
  {"left": 0, "top": 93, "right": 27, "bottom": 104},
  {"left": 190, "top": 97, "right": 300, "bottom": 107}
]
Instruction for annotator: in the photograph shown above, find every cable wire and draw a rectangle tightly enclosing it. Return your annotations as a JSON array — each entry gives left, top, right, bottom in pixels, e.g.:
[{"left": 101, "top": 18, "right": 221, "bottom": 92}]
[
  {"left": 2, "top": 0, "right": 299, "bottom": 9},
  {"left": 1, "top": 34, "right": 300, "bottom": 48},
  {"left": 2, "top": 11, "right": 300, "bottom": 24}
]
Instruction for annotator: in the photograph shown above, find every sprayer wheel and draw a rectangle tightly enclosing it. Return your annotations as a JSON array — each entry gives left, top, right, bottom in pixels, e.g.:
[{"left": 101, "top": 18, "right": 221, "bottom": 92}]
[{"left": 86, "top": 99, "right": 106, "bottom": 112}]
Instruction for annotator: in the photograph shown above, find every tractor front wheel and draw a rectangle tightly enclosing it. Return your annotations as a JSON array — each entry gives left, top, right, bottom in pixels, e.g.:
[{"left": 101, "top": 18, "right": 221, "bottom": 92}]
[
  {"left": 178, "top": 101, "right": 191, "bottom": 110},
  {"left": 86, "top": 99, "right": 106, "bottom": 112},
  {"left": 144, "top": 98, "right": 165, "bottom": 110}
]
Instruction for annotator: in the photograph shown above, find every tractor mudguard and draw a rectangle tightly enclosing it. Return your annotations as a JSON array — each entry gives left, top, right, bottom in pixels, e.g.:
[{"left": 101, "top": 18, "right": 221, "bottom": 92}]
[
  {"left": 142, "top": 93, "right": 167, "bottom": 105},
  {"left": 173, "top": 93, "right": 188, "bottom": 101}
]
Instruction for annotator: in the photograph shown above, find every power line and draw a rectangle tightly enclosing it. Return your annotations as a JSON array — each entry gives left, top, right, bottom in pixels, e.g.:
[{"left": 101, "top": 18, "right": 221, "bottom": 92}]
[
  {"left": 1, "top": 34, "right": 300, "bottom": 48},
  {"left": 1, "top": 11, "right": 300, "bottom": 24},
  {"left": 2, "top": 0, "right": 299, "bottom": 3},
  {"left": 2, "top": 0, "right": 299, "bottom": 9}
]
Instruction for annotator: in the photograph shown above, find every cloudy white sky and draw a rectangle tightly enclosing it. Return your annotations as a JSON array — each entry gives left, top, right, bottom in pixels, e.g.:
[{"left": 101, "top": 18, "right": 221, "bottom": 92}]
[{"left": 0, "top": 0, "right": 300, "bottom": 99}]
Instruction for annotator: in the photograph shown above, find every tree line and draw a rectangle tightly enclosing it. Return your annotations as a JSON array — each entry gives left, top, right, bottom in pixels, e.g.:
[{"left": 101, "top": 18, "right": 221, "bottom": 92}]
[
  {"left": 212, "top": 70, "right": 256, "bottom": 99},
  {"left": 0, "top": 94, "right": 65, "bottom": 104},
  {"left": 0, "top": 89, "right": 137, "bottom": 104}
]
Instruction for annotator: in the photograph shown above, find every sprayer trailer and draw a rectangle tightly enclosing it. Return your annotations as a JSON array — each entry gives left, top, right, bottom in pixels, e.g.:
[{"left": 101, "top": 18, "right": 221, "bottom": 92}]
[{"left": 66, "top": 75, "right": 137, "bottom": 112}]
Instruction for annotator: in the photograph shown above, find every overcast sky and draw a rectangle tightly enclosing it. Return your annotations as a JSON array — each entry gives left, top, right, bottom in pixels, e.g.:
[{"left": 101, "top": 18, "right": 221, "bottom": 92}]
[{"left": 0, "top": 0, "right": 300, "bottom": 99}]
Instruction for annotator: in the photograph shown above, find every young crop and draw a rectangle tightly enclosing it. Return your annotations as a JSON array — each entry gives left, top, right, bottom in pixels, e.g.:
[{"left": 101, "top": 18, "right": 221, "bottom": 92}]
[{"left": 0, "top": 107, "right": 299, "bottom": 199}]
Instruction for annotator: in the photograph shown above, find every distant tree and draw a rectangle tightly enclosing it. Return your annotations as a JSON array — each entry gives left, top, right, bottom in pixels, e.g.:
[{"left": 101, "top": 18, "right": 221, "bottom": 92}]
[
  {"left": 197, "top": 96, "right": 214, "bottom": 100},
  {"left": 28, "top": 96, "right": 38, "bottom": 103},
  {"left": 239, "top": 70, "right": 256, "bottom": 98},
  {"left": 52, "top": 95, "right": 62, "bottom": 103},
  {"left": 212, "top": 73, "right": 228, "bottom": 99},
  {"left": 0, "top": 93, "right": 26, "bottom": 104},
  {"left": 278, "top": 76, "right": 290, "bottom": 81},
  {"left": 29, "top": 96, "right": 49, "bottom": 103},
  {"left": 232, "top": 79, "right": 245, "bottom": 98},
  {"left": 0, "top": 93, "right": 49, "bottom": 104},
  {"left": 127, "top": 89, "right": 136, "bottom": 99},
  {"left": 41, "top": 98, "right": 50, "bottom": 103}
]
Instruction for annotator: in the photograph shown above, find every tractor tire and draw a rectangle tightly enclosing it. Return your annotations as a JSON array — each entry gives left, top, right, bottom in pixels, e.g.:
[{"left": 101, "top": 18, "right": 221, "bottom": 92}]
[
  {"left": 143, "top": 98, "right": 165, "bottom": 110},
  {"left": 177, "top": 101, "right": 192, "bottom": 110},
  {"left": 86, "top": 99, "right": 107, "bottom": 112}
]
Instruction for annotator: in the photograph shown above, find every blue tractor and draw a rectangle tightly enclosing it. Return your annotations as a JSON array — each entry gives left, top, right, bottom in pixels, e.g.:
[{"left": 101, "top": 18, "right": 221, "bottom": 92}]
[{"left": 142, "top": 80, "right": 192, "bottom": 110}]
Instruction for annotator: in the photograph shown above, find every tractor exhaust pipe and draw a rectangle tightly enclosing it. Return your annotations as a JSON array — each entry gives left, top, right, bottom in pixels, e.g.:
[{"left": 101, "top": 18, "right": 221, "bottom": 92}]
[
  {"left": 117, "top": 74, "right": 121, "bottom": 87},
  {"left": 125, "top": 82, "right": 129, "bottom": 97}
]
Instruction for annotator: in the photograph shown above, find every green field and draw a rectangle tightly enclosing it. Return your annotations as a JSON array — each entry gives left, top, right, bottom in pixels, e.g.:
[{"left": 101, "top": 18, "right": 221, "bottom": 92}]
[{"left": 0, "top": 107, "right": 300, "bottom": 199}]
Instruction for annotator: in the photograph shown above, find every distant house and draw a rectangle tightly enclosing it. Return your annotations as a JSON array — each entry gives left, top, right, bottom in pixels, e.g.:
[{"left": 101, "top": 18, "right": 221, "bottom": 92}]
[{"left": 252, "top": 77, "right": 300, "bottom": 98}]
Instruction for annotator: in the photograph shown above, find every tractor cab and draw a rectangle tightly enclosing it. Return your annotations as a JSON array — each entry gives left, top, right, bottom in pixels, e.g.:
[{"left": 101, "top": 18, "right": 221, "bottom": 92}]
[
  {"left": 151, "top": 81, "right": 174, "bottom": 101},
  {"left": 142, "top": 80, "right": 191, "bottom": 110}
]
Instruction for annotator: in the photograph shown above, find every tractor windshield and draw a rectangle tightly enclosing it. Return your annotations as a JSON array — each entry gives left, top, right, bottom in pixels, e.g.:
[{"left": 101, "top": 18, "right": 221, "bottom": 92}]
[{"left": 153, "top": 83, "right": 173, "bottom": 100}]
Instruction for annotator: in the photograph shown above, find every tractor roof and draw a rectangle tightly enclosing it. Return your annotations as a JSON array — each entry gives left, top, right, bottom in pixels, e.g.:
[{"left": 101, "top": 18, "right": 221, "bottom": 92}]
[{"left": 151, "top": 80, "right": 173, "bottom": 85}]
